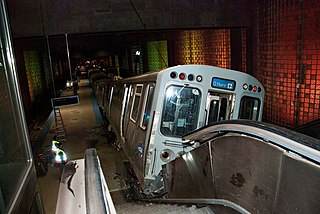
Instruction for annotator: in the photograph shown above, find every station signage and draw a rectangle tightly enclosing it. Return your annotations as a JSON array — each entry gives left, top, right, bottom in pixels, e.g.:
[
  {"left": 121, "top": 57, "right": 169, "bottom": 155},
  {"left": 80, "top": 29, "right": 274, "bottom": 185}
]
[{"left": 51, "top": 95, "right": 79, "bottom": 108}]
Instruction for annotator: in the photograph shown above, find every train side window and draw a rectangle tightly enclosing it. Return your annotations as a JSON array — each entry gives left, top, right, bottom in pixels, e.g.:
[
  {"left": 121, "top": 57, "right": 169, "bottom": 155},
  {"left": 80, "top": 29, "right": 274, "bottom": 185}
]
[
  {"left": 105, "top": 86, "right": 110, "bottom": 104},
  {"left": 130, "top": 84, "right": 143, "bottom": 123},
  {"left": 101, "top": 87, "right": 105, "bottom": 107},
  {"left": 141, "top": 84, "right": 155, "bottom": 129},
  {"left": 238, "top": 96, "right": 261, "bottom": 120},
  {"left": 161, "top": 85, "right": 201, "bottom": 137},
  {"left": 108, "top": 86, "right": 114, "bottom": 116},
  {"left": 112, "top": 85, "right": 123, "bottom": 107}
]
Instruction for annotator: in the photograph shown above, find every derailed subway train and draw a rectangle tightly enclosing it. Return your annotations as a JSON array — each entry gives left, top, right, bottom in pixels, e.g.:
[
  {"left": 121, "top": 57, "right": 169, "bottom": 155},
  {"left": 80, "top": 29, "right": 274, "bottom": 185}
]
[{"left": 89, "top": 65, "right": 265, "bottom": 196}]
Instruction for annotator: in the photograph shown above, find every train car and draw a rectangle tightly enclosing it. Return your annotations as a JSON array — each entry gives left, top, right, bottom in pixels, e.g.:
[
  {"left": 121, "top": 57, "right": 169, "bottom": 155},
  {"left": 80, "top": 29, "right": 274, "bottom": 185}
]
[{"left": 92, "top": 65, "right": 265, "bottom": 196}]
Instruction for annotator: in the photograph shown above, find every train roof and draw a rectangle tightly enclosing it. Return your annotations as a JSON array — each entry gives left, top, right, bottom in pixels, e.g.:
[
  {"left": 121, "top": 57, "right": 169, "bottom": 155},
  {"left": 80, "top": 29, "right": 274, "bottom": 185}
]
[
  {"left": 113, "top": 64, "right": 260, "bottom": 83},
  {"left": 115, "top": 71, "right": 159, "bottom": 84}
]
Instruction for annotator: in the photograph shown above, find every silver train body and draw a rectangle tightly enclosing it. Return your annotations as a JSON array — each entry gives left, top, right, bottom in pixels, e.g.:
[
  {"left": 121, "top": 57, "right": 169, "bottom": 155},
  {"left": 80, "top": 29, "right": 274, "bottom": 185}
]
[{"left": 89, "top": 65, "right": 265, "bottom": 195}]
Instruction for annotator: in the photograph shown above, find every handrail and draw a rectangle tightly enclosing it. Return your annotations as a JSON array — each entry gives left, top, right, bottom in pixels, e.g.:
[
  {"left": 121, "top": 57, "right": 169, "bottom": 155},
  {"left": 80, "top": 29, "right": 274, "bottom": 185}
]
[{"left": 85, "top": 148, "right": 116, "bottom": 214}]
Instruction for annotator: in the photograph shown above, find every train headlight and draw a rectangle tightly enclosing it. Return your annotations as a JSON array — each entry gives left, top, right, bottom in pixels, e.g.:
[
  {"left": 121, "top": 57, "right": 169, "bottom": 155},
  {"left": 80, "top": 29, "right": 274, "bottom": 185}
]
[
  {"left": 160, "top": 149, "right": 174, "bottom": 162},
  {"left": 196, "top": 75, "right": 202, "bottom": 82},
  {"left": 243, "top": 83, "right": 248, "bottom": 90},
  {"left": 161, "top": 151, "right": 169, "bottom": 159}
]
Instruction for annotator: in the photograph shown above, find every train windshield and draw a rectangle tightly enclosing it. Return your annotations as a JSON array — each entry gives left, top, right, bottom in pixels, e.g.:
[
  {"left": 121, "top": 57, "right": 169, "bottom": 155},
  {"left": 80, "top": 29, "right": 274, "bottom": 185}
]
[{"left": 161, "top": 85, "right": 201, "bottom": 137}]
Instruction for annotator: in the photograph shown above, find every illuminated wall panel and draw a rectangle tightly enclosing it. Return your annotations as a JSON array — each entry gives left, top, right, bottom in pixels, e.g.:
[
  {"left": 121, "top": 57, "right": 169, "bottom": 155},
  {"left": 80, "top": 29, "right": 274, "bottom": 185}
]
[
  {"left": 175, "top": 30, "right": 205, "bottom": 65},
  {"left": 257, "top": 0, "right": 320, "bottom": 127},
  {"left": 175, "top": 29, "right": 231, "bottom": 69},
  {"left": 147, "top": 40, "right": 168, "bottom": 72},
  {"left": 23, "top": 51, "right": 43, "bottom": 102},
  {"left": 208, "top": 29, "right": 231, "bottom": 68},
  {"left": 42, "top": 53, "right": 52, "bottom": 90}
]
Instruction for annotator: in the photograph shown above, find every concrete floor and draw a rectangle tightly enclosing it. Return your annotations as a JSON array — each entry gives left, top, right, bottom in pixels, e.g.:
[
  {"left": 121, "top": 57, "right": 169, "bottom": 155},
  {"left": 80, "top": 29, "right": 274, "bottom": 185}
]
[{"left": 37, "top": 79, "right": 128, "bottom": 213}]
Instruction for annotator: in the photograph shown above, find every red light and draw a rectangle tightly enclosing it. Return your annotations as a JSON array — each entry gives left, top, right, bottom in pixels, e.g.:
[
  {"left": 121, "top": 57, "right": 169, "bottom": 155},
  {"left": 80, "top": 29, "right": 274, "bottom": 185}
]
[
  {"left": 179, "top": 73, "right": 186, "bottom": 80},
  {"left": 253, "top": 86, "right": 257, "bottom": 92}
]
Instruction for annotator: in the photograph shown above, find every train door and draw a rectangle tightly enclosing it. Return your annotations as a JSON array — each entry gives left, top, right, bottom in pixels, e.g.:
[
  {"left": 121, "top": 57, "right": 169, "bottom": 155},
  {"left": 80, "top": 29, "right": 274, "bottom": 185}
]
[
  {"left": 125, "top": 84, "right": 143, "bottom": 153},
  {"left": 124, "top": 84, "right": 143, "bottom": 180},
  {"left": 206, "top": 92, "right": 235, "bottom": 125},
  {"left": 121, "top": 84, "right": 131, "bottom": 142},
  {"left": 132, "top": 83, "right": 155, "bottom": 179}
]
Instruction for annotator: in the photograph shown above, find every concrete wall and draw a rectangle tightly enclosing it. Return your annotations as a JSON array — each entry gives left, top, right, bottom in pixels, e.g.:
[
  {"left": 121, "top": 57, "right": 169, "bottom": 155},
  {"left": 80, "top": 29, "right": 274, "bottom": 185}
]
[{"left": 7, "top": 0, "right": 256, "bottom": 38}]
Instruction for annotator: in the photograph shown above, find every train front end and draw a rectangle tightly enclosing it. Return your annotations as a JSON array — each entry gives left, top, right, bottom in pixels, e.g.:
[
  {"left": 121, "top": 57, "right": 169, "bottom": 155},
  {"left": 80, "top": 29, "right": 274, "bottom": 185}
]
[{"left": 142, "top": 65, "right": 265, "bottom": 195}]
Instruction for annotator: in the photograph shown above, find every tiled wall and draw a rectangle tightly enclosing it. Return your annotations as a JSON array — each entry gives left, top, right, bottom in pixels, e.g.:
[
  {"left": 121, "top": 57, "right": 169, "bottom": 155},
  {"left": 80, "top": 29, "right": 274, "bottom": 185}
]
[
  {"left": 23, "top": 51, "right": 44, "bottom": 102},
  {"left": 175, "top": 29, "right": 231, "bottom": 69},
  {"left": 147, "top": 40, "right": 168, "bottom": 72},
  {"left": 256, "top": 0, "right": 320, "bottom": 127}
]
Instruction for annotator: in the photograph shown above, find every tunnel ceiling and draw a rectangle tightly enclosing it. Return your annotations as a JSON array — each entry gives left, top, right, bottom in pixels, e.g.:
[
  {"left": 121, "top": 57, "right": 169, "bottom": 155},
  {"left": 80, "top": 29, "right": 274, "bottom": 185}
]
[
  {"left": 13, "top": 29, "right": 180, "bottom": 59},
  {"left": 6, "top": 0, "right": 255, "bottom": 38}
]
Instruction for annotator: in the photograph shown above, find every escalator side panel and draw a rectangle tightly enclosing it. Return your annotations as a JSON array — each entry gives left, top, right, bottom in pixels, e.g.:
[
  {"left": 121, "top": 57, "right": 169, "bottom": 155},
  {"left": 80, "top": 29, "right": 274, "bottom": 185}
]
[
  {"left": 163, "top": 132, "right": 320, "bottom": 213},
  {"left": 164, "top": 135, "right": 283, "bottom": 213},
  {"left": 163, "top": 142, "right": 215, "bottom": 199},
  {"left": 211, "top": 136, "right": 283, "bottom": 213},
  {"left": 274, "top": 153, "right": 320, "bottom": 213}
]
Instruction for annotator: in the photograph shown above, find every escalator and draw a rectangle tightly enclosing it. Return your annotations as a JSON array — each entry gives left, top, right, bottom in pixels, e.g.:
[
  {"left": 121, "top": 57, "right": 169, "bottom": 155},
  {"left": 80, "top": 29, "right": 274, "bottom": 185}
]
[{"left": 160, "top": 120, "right": 320, "bottom": 213}]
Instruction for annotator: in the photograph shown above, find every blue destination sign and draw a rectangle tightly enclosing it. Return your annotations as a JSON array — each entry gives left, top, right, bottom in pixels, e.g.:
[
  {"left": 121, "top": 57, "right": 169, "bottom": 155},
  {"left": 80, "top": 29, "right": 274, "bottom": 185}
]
[{"left": 211, "top": 77, "right": 236, "bottom": 91}]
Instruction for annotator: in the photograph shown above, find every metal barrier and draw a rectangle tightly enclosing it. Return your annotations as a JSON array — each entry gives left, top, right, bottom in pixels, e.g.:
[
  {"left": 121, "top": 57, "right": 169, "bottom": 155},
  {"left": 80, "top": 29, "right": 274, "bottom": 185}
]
[
  {"left": 163, "top": 120, "right": 320, "bottom": 213},
  {"left": 56, "top": 148, "right": 116, "bottom": 214}
]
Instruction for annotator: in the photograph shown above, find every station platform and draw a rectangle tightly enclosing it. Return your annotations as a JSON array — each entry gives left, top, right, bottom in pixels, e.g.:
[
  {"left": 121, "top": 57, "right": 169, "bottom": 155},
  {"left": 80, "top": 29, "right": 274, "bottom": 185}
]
[{"left": 36, "top": 79, "right": 128, "bottom": 213}]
